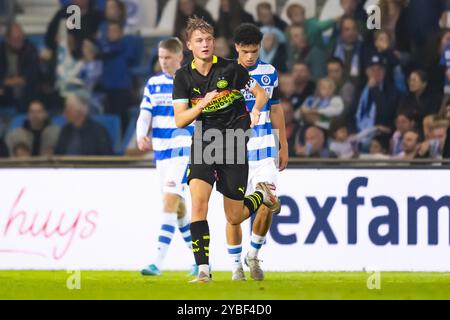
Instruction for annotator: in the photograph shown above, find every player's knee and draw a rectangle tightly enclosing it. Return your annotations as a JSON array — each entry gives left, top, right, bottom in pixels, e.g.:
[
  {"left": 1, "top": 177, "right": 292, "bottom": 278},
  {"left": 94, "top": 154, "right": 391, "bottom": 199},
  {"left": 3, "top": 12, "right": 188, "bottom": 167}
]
[
  {"left": 226, "top": 214, "right": 243, "bottom": 226},
  {"left": 192, "top": 200, "right": 208, "bottom": 217},
  {"left": 163, "top": 194, "right": 180, "bottom": 213},
  {"left": 163, "top": 203, "right": 178, "bottom": 213},
  {"left": 258, "top": 205, "right": 271, "bottom": 218}
]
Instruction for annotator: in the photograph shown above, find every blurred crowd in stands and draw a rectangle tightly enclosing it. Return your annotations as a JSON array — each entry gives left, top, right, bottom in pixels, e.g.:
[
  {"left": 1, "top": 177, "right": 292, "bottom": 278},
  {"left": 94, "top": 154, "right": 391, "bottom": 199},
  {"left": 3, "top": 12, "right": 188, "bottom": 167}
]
[{"left": 0, "top": 0, "right": 450, "bottom": 162}]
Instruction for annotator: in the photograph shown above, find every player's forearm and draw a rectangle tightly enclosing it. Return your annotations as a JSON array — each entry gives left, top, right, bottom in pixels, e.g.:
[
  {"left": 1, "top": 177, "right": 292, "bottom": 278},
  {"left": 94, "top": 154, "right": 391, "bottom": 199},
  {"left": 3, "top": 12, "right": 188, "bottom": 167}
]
[
  {"left": 251, "top": 84, "right": 269, "bottom": 113},
  {"left": 270, "top": 106, "right": 288, "bottom": 149},
  {"left": 136, "top": 110, "right": 152, "bottom": 140},
  {"left": 254, "top": 91, "right": 269, "bottom": 113},
  {"left": 174, "top": 106, "right": 202, "bottom": 128}
]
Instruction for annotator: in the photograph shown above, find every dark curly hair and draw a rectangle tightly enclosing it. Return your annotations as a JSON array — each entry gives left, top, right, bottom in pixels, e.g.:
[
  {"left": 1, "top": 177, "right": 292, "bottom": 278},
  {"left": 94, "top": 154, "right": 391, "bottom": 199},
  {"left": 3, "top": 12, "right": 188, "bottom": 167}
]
[{"left": 233, "top": 23, "right": 263, "bottom": 46}]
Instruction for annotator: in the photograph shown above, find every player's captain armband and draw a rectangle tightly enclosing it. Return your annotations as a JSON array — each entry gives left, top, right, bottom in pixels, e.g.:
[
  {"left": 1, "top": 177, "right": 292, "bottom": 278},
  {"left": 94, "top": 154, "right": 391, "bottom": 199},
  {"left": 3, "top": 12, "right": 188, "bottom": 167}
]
[{"left": 245, "top": 78, "right": 257, "bottom": 92}]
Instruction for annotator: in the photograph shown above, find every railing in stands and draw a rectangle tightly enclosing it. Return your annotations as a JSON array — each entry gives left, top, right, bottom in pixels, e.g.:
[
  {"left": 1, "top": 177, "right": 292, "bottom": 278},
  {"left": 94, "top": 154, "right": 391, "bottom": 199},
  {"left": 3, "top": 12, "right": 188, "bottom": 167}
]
[{"left": 0, "top": 156, "right": 450, "bottom": 168}]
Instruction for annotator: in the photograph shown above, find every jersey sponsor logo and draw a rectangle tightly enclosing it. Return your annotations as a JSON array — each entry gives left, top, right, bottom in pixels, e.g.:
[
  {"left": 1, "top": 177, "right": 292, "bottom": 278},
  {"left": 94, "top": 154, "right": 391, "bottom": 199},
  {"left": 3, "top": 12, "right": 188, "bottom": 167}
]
[
  {"left": 191, "top": 90, "right": 243, "bottom": 113},
  {"left": 217, "top": 79, "right": 229, "bottom": 89},
  {"left": 269, "top": 177, "right": 450, "bottom": 246}
]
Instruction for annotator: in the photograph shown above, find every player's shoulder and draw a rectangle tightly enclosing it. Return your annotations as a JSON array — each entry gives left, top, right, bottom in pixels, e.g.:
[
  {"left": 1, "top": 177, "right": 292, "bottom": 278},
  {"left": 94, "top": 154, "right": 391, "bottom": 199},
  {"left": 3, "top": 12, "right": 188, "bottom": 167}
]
[
  {"left": 147, "top": 73, "right": 172, "bottom": 86},
  {"left": 217, "top": 56, "right": 243, "bottom": 72},
  {"left": 175, "top": 63, "right": 191, "bottom": 76},
  {"left": 252, "top": 60, "right": 278, "bottom": 76}
]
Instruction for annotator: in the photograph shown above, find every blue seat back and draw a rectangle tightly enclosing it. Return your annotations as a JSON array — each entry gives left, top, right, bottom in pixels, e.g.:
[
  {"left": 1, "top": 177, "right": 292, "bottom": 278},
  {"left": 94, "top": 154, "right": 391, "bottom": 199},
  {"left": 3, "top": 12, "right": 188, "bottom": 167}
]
[
  {"left": 9, "top": 114, "right": 27, "bottom": 130},
  {"left": 92, "top": 115, "right": 122, "bottom": 154}
]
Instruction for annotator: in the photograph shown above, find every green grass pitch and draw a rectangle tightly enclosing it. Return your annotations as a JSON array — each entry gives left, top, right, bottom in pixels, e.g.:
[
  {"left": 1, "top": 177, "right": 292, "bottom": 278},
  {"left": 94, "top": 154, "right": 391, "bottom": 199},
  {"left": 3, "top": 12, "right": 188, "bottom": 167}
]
[{"left": 1, "top": 271, "right": 450, "bottom": 300}]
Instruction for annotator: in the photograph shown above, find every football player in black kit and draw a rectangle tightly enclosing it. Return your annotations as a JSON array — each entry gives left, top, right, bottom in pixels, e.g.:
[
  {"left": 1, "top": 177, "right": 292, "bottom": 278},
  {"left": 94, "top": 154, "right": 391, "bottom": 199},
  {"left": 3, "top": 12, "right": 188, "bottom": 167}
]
[{"left": 173, "top": 17, "right": 280, "bottom": 283}]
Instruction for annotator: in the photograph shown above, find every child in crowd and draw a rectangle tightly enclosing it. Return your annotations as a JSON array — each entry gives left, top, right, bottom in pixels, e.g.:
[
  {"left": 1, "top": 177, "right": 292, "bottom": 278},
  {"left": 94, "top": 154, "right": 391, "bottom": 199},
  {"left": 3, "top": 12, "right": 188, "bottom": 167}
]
[
  {"left": 299, "top": 78, "right": 344, "bottom": 131},
  {"left": 329, "top": 117, "right": 391, "bottom": 159},
  {"left": 391, "top": 111, "right": 416, "bottom": 156}
]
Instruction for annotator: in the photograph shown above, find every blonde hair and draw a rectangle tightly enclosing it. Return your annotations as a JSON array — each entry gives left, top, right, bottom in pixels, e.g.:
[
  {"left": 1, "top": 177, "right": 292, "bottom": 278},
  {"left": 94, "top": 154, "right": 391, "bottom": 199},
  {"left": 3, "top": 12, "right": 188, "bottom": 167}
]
[
  {"left": 186, "top": 16, "right": 214, "bottom": 40},
  {"left": 432, "top": 118, "right": 449, "bottom": 130},
  {"left": 317, "top": 78, "right": 336, "bottom": 96},
  {"left": 159, "top": 37, "right": 183, "bottom": 54}
]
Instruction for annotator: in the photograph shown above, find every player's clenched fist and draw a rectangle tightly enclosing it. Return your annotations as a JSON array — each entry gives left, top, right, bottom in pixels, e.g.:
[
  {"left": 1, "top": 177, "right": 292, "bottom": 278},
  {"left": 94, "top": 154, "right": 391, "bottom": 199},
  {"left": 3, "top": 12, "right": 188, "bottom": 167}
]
[
  {"left": 137, "top": 136, "right": 152, "bottom": 152},
  {"left": 250, "top": 108, "right": 261, "bottom": 128},
  {"left": 197, "top": 90, "right": 218, "bottom": 110}
]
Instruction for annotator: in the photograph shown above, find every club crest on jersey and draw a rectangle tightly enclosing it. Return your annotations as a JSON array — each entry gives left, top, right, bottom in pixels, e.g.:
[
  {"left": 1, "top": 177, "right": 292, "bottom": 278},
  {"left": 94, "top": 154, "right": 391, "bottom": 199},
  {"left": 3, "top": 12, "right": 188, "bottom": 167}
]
[
  {"left": 261, "top": 75, "right": 271, "bottom": 85},
  {"left": 217, "top": 78, "right": 228, "bottom": 89}
]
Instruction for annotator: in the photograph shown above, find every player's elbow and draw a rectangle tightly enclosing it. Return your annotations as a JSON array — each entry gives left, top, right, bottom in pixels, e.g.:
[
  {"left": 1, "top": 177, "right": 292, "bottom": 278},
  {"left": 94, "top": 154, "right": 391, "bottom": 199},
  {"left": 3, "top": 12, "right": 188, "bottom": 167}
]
[{"left": 174, "top": 116, "right": 186, "bottom": 128}]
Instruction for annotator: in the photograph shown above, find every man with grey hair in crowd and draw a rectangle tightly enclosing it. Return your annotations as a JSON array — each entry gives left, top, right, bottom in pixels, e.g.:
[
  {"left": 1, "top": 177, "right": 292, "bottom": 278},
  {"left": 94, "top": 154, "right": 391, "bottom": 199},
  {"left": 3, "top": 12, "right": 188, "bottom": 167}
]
[{"left": 55, "top": 93, "right": 113, "bottom": 155}]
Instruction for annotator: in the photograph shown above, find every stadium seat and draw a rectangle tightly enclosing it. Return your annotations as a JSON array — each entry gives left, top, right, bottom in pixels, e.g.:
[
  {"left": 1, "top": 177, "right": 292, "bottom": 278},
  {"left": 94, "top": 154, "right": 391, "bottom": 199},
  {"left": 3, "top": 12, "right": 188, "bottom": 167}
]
[
  {"left": 48, "top": 114, "right": 121, "bottom": 153},
  {"left": 92, "top": 114, "right": 122, "bottom": 155},
  {"left": 28, "top": 34, "right": 45, "bottom": 53},
  {"left": 51, "top": 115, "right": 67, "bottom": 127},
  {"left": 120, "top": 111, "right": 139, "bottom": 154},
  {"left": 244, "top": 0, "right": 277, "bottom": 22},
  {"left": 281, "top": 0, "right": 317, "bottom": 22},
  {"left": 0, "top": 107, "right": 17, "bottom": 119},
  {"left": 8, "top": 114, "right": 27, "bottom": 130}
]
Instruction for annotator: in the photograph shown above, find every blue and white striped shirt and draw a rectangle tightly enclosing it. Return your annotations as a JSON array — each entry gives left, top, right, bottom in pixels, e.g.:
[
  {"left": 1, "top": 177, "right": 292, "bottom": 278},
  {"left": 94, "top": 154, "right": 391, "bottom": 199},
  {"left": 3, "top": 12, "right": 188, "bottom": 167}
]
[
  {"left": 241, "top": 60, "right": 280, "bottom": 164},
  {"left": 140, "top": 73, "right": 194, "bottom": 162}
]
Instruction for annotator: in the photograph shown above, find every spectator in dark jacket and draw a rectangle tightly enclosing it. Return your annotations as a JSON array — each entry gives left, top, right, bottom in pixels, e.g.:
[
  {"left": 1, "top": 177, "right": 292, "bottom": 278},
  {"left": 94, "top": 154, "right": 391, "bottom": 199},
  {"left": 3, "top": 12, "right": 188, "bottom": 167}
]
[
  {"left": 6, "top": 100, "right": 60, "bottom": 156},
  {"left": 256, "top": 1, "right": 287, "bottom": 32},
  {"left": 282, "top": 99, "right": 302, "bottom": 158},
  {"left": 55, "top": 93, "right": 113, "bottom": 156},
  {"left": 399, "top": 70, "right": 443, "bottom": 124},
  {"left": 43, "top": 0, "right": 104, "bottom": 60},
  {"left": 286, "top": 24, "right": 327, "bottom": 80},
  {"left": 41, "top": 0, "right": 103, "bottom": 94},
  {"left": 99, "top": 22, "right": 137, "bottom": 131},
  {"left": 331, "top": 17, "right": 365, "bottom": 85},
  {"left": 291, "top": 62, "right": 316, "bottom": 112},
  {"left": 0, "top": 22, "right": 40, "bottom": 112},
  {"left": 98, "top": 0, "right": 127, "bottom": 44},
  {"left": 407, "top": 0, "right": 447, "bottom": 57},
  {"left": 348, "top": 54, "right": 400, "bottom": 151},
  {"left": 216, "top": 0, "right": 254, "bottom": 43}
]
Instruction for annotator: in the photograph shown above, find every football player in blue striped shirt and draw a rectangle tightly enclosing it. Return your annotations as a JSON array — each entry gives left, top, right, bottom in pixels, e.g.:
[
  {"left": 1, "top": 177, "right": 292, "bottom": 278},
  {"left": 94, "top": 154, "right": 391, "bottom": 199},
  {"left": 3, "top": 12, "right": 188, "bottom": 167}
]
[
  {"left": 136, "top": 37, "right": 197, "bottom": 277},
  {"left": 227, "top": 23, "right": 289, "bottom": 281}
]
